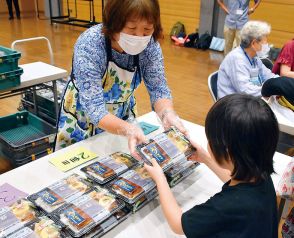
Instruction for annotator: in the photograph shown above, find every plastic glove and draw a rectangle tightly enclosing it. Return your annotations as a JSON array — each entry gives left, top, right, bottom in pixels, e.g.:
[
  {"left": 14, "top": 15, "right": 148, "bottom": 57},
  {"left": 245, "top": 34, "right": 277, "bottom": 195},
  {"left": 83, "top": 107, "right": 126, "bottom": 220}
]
[
  {"left": 158, "top": 109, "right": 189, "bottom": 137},
  {"left": 124, "top": 124, "right": 148, "bottom": 159}
]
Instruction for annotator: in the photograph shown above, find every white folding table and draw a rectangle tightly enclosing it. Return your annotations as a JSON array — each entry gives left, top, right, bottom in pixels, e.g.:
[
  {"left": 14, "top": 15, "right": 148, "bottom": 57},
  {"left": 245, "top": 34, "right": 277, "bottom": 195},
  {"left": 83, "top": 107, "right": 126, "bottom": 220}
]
[
  {"left": 0, "top": 61, "right": 68, "bottom": 118},
  {"left": 0, "top": 112, "right": 292, "bottom": 238}
]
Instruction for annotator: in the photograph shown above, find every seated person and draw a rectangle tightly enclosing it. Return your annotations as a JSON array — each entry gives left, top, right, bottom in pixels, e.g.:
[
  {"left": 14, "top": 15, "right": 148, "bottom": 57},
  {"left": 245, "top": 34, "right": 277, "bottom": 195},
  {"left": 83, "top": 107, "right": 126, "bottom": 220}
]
[
  {"left": 272, "top": 39, "right": 294, "bottom": 78},
  {"left": 145, "top": 94, "right": 279, "bottom": 237},
  {"left": 217, "top": 21, "right": 278, "bottom": 99}
]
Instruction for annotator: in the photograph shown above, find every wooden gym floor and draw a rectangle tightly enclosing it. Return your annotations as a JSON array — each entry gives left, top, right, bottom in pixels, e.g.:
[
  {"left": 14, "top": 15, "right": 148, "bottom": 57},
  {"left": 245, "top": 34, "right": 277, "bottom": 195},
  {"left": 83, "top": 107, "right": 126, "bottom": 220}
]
[{"left": 0, "top": 15, "right": 292, "bottom": 238}]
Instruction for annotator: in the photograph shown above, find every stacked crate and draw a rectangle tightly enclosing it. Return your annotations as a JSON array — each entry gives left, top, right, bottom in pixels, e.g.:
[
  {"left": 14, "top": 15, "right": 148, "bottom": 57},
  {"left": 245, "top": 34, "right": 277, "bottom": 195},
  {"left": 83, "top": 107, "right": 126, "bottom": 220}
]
[
  {"left": 0, "top": 46, "right": 23, "bottom": 90},
  {"left": 0, "top": 46, "right": 56, "bottom": 168}
]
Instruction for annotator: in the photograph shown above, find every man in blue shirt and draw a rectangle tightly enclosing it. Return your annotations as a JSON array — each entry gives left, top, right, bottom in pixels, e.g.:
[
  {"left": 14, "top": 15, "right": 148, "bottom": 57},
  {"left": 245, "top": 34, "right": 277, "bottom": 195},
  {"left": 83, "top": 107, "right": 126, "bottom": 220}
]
[{"left": 217, "top": 0, "right": 261, "bottom": 55}]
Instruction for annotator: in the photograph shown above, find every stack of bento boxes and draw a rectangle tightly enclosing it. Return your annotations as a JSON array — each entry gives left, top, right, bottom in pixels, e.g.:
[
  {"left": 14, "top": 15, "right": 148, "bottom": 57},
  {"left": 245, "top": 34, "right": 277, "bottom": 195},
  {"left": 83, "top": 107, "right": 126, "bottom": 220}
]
[{"left": 1, "top": 128, "right": 199, "bottom": 238}]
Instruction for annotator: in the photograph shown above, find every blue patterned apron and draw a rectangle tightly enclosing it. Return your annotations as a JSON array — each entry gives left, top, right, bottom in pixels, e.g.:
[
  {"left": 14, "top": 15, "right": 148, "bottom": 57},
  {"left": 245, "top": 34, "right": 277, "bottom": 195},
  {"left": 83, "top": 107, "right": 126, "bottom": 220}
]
[{"left": 55, "top": 38, "right": 142, "bottom": 150}]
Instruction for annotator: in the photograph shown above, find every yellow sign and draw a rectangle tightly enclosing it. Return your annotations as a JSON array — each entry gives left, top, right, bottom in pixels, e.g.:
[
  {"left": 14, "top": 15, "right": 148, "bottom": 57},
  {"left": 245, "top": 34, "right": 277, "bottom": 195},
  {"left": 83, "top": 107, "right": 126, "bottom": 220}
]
[{"left": 49, "top": 147, "right": 97, "bottom": 172}]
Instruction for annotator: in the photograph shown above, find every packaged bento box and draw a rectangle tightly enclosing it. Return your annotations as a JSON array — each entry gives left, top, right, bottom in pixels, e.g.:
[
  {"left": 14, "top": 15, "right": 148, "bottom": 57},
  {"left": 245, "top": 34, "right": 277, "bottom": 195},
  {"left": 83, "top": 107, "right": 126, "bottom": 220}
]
[
  {"left": 6, "top": 216, "right": 68, "bottom": 238},
  {"left": 165, "top": 160, "right": 198, "bottom": 179},
  {"left": 109, "top": 165, "right": 156, "bottom": 204},
  {"left": 125, "top": 188, "right": 158, "bottom": 213},
  {"left": 28, "top": 174, "right": 92, "bottom": 214},
  {"left": 136, "top": 127, "right": 195, "bottom": 171},
  {"left": 83, "top": 207, "right": 131, "bottom": 238},
  {"left": 167, "top": 163, "right": 198, "bottom": 188},
  {"left": 0, "top": 199, "right": 39, "bottom": 237},
  {"left": 53, "top": 186, "right": 124, "bottom": 237},
  {"left": 81, "top": 152, "right": 138, "bottom": 184}
]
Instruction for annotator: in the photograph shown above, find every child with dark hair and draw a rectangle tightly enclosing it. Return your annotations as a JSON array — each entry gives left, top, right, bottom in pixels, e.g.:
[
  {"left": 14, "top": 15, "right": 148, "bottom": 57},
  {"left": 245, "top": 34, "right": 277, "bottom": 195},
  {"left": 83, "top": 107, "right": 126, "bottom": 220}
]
[{"left": 145, "top": 94, "right": 279, "bottom": 238}]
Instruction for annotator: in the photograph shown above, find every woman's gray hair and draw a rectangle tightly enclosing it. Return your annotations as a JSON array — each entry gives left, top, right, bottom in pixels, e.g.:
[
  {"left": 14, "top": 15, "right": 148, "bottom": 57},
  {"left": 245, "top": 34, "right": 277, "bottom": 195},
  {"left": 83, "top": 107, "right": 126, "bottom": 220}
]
[{"left": 240, "top": 21, "right": 271, "bottom": 48}]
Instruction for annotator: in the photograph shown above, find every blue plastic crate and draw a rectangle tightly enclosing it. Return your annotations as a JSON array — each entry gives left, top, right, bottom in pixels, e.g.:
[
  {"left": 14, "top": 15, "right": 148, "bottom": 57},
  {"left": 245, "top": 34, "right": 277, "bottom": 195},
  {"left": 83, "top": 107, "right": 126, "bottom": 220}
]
[{"left": 0, "top": 45, "right": 21, "bottom": 73}]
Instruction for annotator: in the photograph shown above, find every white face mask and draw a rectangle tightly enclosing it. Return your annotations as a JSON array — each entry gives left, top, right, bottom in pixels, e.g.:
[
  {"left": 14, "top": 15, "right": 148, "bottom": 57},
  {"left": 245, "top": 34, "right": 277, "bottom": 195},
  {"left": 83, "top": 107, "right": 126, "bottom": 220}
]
[
  {"left": 118, "top": 32, "right": 152, "bottom": 55},
  {"left": 256, "top": 43, "right": 270, "bottom": 58}
]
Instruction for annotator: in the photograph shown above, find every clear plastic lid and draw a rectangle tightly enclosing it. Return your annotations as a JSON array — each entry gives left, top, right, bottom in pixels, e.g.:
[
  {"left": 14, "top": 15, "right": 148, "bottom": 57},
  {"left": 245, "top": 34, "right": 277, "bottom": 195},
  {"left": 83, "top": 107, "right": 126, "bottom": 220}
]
[
  {"left": 165, "top": 160, "right": 196, "bottom": 179},
  {"left": 137, "top": 127, "right": 196, "bottom": 171},
  {"left": 6, "top": 216, "right": 66, "bottom": 238},
  {"left": 28, "top": 174, "right": 92, "bottom": 214},
  {"left": 0, "top": 199, "right": 38, "bottom": 238},
  {"left": 164, "top": 127, "right": 195, "bottom": 157},
  {"left": 168, "top": 163, "right": 198, "bottom": 187},
  {"left": 126, "top": 188, "right": 158, "bottom": 213},
  {"left": 54, "top": 186, "right": 124, "bottom": 237},
  {"left": 83, "top": 207, "right": 131, "bottom": 238},
  {"left": 110, "top": 165, "right": 156, "bottom": 204},
  {"left": 81, "top": 152, "right": 138, "bottom": 184}
]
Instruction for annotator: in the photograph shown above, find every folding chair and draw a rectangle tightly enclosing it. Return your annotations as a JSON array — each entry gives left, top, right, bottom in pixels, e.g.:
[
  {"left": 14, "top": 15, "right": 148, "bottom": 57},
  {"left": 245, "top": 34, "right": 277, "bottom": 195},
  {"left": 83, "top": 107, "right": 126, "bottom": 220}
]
[{"left": 208, "top": 71, "right": 218, "bottom": 102}]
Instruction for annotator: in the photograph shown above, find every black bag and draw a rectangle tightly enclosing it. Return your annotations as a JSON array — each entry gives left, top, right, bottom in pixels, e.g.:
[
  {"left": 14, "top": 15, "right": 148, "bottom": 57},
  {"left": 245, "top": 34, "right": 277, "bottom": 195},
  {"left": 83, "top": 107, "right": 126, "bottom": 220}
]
[
  {"left": 184, "top": 32, "right": 199, "bottom": 48},
  {"left": 195, "top": 32, "right": 212, "bottom": 50}
]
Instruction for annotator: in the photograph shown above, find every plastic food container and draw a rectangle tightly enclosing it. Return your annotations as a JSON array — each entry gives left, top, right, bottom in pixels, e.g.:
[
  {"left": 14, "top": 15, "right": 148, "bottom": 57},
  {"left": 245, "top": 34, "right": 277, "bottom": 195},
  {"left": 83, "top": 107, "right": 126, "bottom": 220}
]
[
  {"left": 125, "top": 188, "right": 158, "bottom": 213},
  {"left": 6, "top": 216, "right": 69, "bottom": 238},
  {"left": 136, "top": 127, "right": 196, "bottom": 171},
  {"left": 52, "top": 186, "right": 124, "bottom": 237},
  {"left": 167, "top": 163, "right": 198, "bottom": 188},
  {"left": 81, "top": 152, "right": 138, "bottom": 185},
  {"left": 0, "top": 199, "right": 39, "bottom": 237},
  {"left": 28, "top": 174, "right": 92, "bottom": 214},
  {"left": 165, "top": 160, "right": 198, "bottom": 179},
  {"left": 83, "top": 207, "right": 131, "bottom": 238},
  {"left": 109, "top": 165, "right": 156, "bottom": 204}
]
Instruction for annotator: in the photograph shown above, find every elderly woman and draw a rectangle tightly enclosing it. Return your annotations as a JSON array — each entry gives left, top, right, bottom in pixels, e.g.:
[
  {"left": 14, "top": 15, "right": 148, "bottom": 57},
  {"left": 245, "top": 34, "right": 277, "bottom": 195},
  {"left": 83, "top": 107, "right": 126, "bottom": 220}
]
[{"left": 217, "top": 21, "right": 279, "bottom": 99}]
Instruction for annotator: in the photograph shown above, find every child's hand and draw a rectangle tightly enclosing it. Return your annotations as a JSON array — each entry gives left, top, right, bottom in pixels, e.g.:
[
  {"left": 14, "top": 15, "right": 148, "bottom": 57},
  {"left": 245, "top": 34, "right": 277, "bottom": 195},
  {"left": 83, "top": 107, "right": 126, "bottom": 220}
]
[
  {"left": 144, "top": 158, "right": 166, "bottom": 184},
  {"left": 188, "top": 140, "right": 211, "bottom": 164}
]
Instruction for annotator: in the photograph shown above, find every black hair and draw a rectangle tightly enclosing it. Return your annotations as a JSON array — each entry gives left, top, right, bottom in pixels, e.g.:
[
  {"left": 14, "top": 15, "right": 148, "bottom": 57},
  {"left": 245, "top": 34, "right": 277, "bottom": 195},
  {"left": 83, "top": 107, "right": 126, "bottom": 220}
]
[{"left": 205, "top": 94, "right": 279, "bottom": 182}]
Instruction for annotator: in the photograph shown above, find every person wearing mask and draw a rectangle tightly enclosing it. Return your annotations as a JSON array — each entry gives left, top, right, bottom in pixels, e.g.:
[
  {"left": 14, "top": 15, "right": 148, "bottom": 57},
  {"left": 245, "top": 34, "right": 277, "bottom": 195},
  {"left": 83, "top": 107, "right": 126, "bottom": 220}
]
[
  {"left": 272, "top": 39, "right": 294, "bottom": 78},
  {"left": 55, "top": 0, "right": 186, "bottom": 154},
  {"left": 217, "top": 20, "right": 279, "bottom": 99},
  {"left": 217, "top": 0, "right": 261, "bottom": 55}
]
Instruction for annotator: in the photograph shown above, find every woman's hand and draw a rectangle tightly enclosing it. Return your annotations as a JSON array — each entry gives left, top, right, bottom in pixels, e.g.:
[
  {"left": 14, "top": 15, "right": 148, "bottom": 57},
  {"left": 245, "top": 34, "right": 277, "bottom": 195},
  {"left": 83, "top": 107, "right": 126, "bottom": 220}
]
[
  {"left": 125, "top": 124, "right": 148, "bottom": 159},
  {"left": 144, "top": 158, "right": 166, "bottom": 185},
  {"left": 159, "top": 109, "right": 189, "bottom": 137},
  {"left": 188, "top": 140, "right": 211, "bottom": 165}
]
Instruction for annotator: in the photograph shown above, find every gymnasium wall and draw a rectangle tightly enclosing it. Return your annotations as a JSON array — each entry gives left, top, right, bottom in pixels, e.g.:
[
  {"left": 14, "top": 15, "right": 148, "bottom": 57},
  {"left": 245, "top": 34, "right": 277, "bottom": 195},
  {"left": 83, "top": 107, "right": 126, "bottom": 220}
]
[
  {"left": 0, "top": 1, "right": 9, "bottom": 13},
  {"left": 62, "top": 0, "right": 293, "bottom": 47},
  {"left": 62, "top": 0, "right": 200, "bottom": 34},
  {"left": 1, "top": 0, "right": 292, "bottom": 48},
  {"left": 0, "top": 0, "right": 44, "bottom": 14},
  {"left": 250, "top": 0, "right": 294, "bottom": 47}
]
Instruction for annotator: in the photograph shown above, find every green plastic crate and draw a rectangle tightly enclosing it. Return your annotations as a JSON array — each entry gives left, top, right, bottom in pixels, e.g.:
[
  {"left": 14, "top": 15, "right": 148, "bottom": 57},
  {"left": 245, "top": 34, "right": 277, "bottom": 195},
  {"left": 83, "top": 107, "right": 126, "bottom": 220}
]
[
  {"left": 0, "top": 45, "right": 21, "bottom": 73},
  {"left": 0, "top": 67, "right": 23, "bottom": 90},
  {"left": 0, "top": 111, "right": 56, "bottom": 162}
]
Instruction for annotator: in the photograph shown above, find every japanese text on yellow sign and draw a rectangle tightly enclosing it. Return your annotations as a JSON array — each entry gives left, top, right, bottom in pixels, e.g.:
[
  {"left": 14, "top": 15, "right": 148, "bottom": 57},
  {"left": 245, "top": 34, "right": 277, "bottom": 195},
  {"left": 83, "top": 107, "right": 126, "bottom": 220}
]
[{"left": 49, "top": 147, "right": 97, "bottom": 172}]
